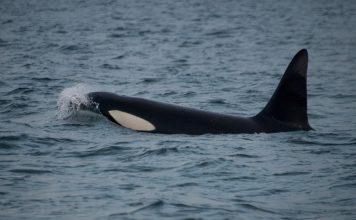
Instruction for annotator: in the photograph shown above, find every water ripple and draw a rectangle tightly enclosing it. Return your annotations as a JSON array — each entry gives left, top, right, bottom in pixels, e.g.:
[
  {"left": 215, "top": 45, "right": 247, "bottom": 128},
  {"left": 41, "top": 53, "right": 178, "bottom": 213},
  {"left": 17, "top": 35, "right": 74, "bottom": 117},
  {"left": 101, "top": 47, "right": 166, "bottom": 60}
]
[
  {"left": 228, "top": 153, "right": 260, "bottom": 159},
  {"left": 109, "top": 200, "right": 164, "bottom": 217},
  {"left": 9, "top": 168, "right": 53, "bottom": 174},
  {"left": 139, "top": 147, "right": 179, "bottom": 157},
  {"left": 59, "top": 44, "right": 91, "bottom": 54},
  {"left": 273, "top": 171, "right": 310, "bottom": 177},
  {"left": 71, "top": 145, "right": 131, "bottom": 158},
  {"left": 5, "top": 87, "right": 35, "bottom": 95},
  {"left": 239, "top": 203, "right": 276, "bottom": 214}
]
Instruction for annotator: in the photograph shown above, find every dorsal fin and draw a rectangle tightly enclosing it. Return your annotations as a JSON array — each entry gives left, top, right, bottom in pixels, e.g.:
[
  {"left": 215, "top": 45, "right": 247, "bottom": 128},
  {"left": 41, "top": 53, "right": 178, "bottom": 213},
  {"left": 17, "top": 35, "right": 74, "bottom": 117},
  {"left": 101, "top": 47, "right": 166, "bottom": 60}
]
[{"left": 258, "top": 49, "right": 312, "bottom": 130}]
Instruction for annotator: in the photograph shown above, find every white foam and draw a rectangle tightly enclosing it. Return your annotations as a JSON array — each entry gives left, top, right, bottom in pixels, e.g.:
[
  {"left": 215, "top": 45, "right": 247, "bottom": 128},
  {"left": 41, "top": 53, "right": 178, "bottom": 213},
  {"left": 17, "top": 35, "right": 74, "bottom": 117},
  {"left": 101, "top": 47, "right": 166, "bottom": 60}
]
[{"left": 57, "top": 84, "right": 94, "bottom": 119}]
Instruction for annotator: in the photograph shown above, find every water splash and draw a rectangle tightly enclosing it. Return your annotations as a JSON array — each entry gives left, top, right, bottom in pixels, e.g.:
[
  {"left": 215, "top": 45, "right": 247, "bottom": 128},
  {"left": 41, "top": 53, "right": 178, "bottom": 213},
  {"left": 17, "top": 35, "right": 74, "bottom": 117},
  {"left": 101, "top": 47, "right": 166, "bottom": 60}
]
[{"left": 57, "top": 84, "right": 94, "bottom": 119}]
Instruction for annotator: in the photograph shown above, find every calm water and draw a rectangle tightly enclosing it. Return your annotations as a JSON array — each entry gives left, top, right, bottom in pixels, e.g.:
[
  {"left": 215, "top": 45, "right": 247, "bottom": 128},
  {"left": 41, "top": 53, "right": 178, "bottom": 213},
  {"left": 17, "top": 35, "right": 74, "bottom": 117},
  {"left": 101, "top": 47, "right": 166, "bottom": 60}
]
[{"left": 1, "top": 0, "right": 356, "bottom": 219}]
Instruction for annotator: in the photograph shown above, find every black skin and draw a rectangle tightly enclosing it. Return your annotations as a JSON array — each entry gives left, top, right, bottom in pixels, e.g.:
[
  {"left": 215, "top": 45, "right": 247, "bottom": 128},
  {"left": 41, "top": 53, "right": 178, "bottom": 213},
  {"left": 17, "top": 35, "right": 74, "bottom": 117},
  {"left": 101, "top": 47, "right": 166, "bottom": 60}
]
[
  {"left": 87, "top": 92, "right": 301, "bottom": 134},
  {"left": 86, "top": 49, "right": 312, "bottom": 135}
]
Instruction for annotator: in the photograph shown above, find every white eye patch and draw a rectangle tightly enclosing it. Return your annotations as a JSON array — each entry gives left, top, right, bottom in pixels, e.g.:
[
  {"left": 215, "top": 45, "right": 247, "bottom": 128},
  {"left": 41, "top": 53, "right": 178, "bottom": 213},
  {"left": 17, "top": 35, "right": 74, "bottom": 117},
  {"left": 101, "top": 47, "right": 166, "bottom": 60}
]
[{"left": 108, "top": 110, "right": 155, "bottom": 131}]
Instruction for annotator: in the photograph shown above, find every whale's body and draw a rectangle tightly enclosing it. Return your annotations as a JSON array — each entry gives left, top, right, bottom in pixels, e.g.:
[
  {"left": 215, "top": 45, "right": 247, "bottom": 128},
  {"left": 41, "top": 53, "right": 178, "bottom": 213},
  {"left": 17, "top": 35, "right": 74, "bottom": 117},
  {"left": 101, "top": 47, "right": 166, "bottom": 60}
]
[{"left": 86, "top": 49, "right": 312, "bottom": 135}]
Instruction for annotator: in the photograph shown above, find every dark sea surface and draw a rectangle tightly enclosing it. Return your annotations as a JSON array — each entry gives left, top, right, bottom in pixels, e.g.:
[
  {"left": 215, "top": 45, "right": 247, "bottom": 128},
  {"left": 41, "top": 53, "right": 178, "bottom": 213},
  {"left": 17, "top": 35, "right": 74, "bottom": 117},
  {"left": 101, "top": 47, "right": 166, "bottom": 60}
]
[{"left": 1, "top": 0, "right": 356, "bottom": 219}]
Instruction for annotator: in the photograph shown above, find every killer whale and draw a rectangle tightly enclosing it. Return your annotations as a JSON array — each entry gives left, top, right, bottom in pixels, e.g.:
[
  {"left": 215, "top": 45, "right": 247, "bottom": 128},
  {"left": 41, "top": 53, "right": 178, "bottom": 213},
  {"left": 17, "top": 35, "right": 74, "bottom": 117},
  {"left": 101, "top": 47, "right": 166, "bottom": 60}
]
[{"left": 85, "top": 49, "right": 312, "bottom": 135}]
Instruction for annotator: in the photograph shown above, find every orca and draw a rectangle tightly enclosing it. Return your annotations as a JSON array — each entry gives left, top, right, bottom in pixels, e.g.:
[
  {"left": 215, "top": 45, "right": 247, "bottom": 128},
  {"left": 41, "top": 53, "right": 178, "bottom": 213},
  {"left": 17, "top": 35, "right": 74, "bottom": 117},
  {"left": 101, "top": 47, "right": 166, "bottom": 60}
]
[{"left": 85, "top": 49, "right": 312, "bottom": 135}]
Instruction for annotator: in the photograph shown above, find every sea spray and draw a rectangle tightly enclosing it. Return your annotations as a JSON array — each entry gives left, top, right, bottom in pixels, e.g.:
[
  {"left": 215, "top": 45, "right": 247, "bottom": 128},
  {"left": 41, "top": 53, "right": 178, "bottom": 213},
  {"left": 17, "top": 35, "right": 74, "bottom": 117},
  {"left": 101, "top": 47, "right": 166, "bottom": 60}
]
[{"left": 57, "top": 84, "right": 95, "bottom": 119}]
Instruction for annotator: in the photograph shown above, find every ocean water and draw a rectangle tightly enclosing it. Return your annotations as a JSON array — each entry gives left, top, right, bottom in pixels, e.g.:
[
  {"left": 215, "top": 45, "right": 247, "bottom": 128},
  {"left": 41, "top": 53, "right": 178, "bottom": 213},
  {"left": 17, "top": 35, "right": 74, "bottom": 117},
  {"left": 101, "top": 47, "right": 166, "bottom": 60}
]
[{"left": 1, "top": 0, "right": 356, "bottom": 219}]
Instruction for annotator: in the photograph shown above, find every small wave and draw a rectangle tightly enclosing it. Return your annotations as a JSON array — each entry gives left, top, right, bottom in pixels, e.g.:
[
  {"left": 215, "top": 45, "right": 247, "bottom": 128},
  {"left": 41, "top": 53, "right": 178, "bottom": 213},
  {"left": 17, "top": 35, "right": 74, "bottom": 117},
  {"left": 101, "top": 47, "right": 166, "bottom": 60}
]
[
  {"left": 0, "top": 38, "right": 8, "bottom": 47},
  {"left": 28, "top": 151, "right": 52, "bottom": 156},
  {"left": 161, "top": 91, "right": 178, "bottom": 97},
  {"left": 99, "top": 63, "right": 121, "bottom": 70},
  {"left": 72, "top": 145, "right": 131, "bottom": 158},
  {"left": 309, "top": 149, "right": 332, "bottom": 155},
  {"left": 139, "top": 147, "right": 179, "bottom": 157},
  {"left": 0, "top": 134, "right": 29, "bottom": 142},
  {"left": 9, "top": 168, "right": 53, "bottom": 174},
  {"left": 0, "top": 80, "right": 9, "bottom": 87},
  {"left": 133, "top": 200, "right": 164, "bottom": 213},
  {"left": 179, "top": 40, "right": 202, "bottom": 47},
  {"left": 112, "top": 54, "right": 127, "bottom": 59},
  {"left": 2, "top": 19, "right": 13, "bottom": 24},
  {"left": 205, "top": 29, "right": 232, "bottom": 38},
  {"left": 179, "top": 158, "right": 233, "bottom": 177},
  {"left": 240, "top": 203, "right": 276, "bottom": 214},
  {"left": 109, "top": 200, "right": 164, "bottom": 217},
  {"left": 287, "top": 137, "right": 355, "bottom": 146},
  {"left": 31, "top": 136, "right": 78, "bottom": 145},
  {"left": 107, "top": 33, "right": 125, "bottom": 38},
  {"left": 118, "top": 183, "right": 141, "bottom": 190},
  {"left": 105, "top": 164, "right": 173, "bottom": 173},
  {"left": 273, "top": 171, "right": 310, "bottom": 176},
  {"left": 173, "top": 58, "right": 188, "bottom": 64},
  {"left": 340, "top": 174, "right": 356, "bottom": 181},
  {"left": 141, "top": 77, "right": 162, "bottom": 84},
  {"left": 1, "top": 102, "right": 32, "bottom": 115},
  {"left": 5, "top": 87, "right": 35, "bottom": 95},
  {"left": 182, "top": 91, "right": 196, "bottom": 98},
  {"left": 60, "top": 45, "right": 80, "bottom": 50},
  {"left": 31, "top": 77, "right": 59, "bottom": 82},
  {"left": 222, "top": 176, "right": 257, "bottom": 181},
  {"left": 261, "top": 188, "right": 289, "bottom": 196},
  {"left": 208, "top": 98, "right": 227, "bottom": 105},
  {"left": 0, "top": 142, "right": 20, "bottom": 150},
  {"left": 196, "top": 158, "right": 231, "bottom": 167},
  {"left": 174, "top": 182, "right": 199, "bottom": 187},
  {"left": 57, "top": 84, "right": 94, "bottom": 119},
  {"left": 228, "top": 153, "right": 260, "bottom": 158},
  {"left": 59, "top": 44, "right": 90, "bottom": 54},
  {"left": 329, "top": 183, "right": 356, "bottom": 189}
]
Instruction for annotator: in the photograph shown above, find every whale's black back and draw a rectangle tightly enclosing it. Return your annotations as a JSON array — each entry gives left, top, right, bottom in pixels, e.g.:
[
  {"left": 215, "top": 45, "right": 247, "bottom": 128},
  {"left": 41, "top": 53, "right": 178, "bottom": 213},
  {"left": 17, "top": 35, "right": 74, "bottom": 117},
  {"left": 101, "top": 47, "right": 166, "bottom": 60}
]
[{"left": 87, "top": 49, "right": 312, "bottom": 134}]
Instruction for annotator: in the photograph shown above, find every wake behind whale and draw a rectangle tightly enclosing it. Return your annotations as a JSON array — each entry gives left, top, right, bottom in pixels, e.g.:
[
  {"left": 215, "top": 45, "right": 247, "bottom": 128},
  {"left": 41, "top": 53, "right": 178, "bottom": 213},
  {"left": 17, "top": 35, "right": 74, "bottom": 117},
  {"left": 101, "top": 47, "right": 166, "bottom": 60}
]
[{"left": 64, "top": 49, "right": 312, "bottom": 135}]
